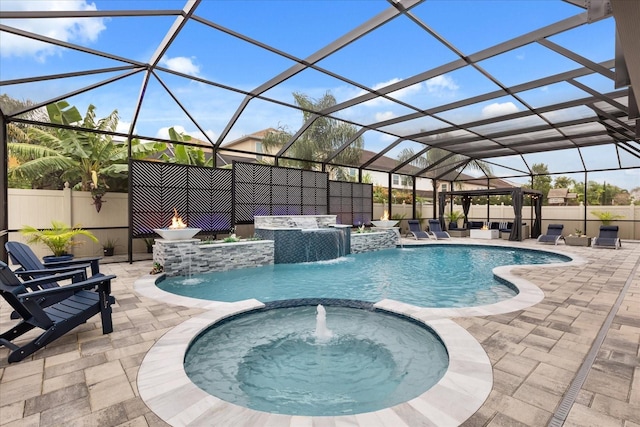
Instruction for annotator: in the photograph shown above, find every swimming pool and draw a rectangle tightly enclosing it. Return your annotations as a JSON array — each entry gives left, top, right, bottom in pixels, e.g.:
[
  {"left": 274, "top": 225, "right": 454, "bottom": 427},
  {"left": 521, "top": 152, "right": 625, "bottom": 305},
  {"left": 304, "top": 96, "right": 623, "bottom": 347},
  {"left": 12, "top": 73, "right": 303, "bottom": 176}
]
[{"left": 158, "top": 245, "right": 570, "bottom": 307}]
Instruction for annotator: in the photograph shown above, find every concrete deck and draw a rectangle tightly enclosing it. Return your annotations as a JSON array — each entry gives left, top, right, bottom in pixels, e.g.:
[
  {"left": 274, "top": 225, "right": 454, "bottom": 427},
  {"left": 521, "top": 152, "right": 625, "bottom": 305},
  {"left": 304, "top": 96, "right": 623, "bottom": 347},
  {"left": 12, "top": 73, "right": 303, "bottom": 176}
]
[{"left": 1, "top": 238, "right": 638, "bottom": 426}]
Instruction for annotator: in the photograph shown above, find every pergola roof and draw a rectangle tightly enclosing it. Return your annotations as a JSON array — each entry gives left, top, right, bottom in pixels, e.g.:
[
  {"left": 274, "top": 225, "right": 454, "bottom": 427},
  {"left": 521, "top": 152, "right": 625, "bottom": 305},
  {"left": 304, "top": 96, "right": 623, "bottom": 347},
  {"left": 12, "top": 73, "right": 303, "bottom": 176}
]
[{"left": 1, "top": 0, "right": 639, "bottom": 184}]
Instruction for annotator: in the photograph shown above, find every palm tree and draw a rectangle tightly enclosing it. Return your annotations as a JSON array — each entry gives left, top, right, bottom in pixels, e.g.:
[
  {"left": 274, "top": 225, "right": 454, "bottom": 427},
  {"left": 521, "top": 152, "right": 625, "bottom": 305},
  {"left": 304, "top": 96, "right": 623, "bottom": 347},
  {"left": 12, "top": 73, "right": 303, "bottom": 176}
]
[
  {"left": 261, "top": 91, "right": 363, "bottom": 179},
  {"left": 8, "top": 100, "right": 165, "bottom": 211},
  {"left": 396, "top": 135, "right": 493, "bottom": 188}
]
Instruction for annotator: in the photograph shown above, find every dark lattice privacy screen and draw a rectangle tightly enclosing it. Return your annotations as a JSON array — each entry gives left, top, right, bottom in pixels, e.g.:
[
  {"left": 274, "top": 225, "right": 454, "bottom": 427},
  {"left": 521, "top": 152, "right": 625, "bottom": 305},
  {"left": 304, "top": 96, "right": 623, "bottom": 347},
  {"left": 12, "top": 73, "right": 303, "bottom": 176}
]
[
  {"left": 328, "top": 181, "right": 373, "bottom": 226},
  {"left": 233, "top": 162, "right": 329, "bottom": 223},
  {"left": 130, "top": 160, "right": 374, "bottom": 237},
  {"left": 130, "top": 160, "right": 233, "bottom": 237}
]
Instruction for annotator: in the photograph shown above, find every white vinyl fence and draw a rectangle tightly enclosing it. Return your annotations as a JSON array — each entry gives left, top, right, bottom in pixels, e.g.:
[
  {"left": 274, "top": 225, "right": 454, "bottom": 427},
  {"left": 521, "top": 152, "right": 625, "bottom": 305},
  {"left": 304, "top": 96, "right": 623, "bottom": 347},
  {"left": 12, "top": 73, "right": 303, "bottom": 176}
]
[{"left": 5, "top": 189, "right": 639, "bottom": 260}]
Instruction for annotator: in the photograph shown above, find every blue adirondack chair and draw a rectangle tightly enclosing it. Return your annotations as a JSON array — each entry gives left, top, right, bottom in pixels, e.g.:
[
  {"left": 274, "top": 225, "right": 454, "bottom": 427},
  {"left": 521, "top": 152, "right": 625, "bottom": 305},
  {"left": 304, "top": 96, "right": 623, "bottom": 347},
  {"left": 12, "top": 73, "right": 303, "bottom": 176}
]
[
  {"left": 6, "top": 241, "right": 102, "bottom": 286},
  {"left": 0, "top": 261, "right": 115, "bottom": 363}
]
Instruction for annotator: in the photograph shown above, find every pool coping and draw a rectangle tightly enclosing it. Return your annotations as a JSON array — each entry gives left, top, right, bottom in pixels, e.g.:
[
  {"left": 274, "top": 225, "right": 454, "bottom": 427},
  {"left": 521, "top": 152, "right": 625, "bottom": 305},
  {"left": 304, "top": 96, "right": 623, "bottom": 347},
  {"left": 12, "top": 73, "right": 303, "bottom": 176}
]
[
  {"left": 134, "top": 244, "right": 588, "bottom": 426},
  {"left": 137, "top": 300, "right": 493, "bottom": 426}
]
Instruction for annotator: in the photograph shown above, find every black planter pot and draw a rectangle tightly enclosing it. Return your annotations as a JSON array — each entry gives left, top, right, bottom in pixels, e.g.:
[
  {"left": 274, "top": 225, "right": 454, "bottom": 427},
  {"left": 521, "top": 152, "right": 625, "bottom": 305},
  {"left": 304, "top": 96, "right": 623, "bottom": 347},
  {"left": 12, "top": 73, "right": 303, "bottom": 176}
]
[
  {"left": 103, "top": 248, "right": 115, "bottom": 256},
  {"left": 43, "top": 254, "right": 74, "bottom": 263}
]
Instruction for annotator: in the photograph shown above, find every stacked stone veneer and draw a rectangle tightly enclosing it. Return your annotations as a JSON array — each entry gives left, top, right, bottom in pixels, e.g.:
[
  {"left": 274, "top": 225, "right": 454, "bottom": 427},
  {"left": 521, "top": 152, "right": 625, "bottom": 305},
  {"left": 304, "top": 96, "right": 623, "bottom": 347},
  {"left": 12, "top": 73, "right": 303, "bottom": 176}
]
[
  {"left": 254, "top": 215, "right": 338, "bottom": 229},
  {"left": 351, "top": 229, "right": 398, "bottom": 254},
  {"left": 154, "top": 239, "right": 274, "bottom": 277}
]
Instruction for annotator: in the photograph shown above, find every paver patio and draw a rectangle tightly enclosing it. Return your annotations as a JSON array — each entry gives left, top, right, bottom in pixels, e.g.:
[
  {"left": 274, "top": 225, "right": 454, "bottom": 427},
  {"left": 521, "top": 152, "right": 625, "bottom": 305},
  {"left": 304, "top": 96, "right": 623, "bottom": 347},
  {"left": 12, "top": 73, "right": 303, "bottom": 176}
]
[{"left": 1, "top": 238, "right": 638, "bottom": 426}]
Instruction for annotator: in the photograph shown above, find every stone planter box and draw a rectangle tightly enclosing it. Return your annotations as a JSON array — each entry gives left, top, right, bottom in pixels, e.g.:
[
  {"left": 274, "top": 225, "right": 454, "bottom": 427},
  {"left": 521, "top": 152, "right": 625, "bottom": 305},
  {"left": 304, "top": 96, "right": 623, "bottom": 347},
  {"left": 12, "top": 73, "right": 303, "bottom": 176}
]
[
  {"left": 154, "top": 238, "right": 274, "bottom": 277},
  {"left": 565, "top": 236, "right": 592, "bottom": 247},
  {"left": 351, "top": 229, "right": 398, "bottom": 253}
]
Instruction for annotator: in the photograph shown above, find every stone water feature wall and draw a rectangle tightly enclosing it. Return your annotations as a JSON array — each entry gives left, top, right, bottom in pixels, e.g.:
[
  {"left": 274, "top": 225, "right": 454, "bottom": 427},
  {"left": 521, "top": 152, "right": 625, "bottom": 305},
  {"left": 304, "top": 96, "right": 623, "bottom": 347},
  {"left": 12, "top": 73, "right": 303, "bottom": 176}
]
[
  {"left": 350, "top": 230, "right": 399, "bottom": 254},
  {"left": 254, "top": 215, "right": 353, "bottom": 263},
  {"left": 154, "top": 239, "right": 274, "bottom": 277},
  {"left": 154, "top": 216, "right": 400, "bottom": 277}
]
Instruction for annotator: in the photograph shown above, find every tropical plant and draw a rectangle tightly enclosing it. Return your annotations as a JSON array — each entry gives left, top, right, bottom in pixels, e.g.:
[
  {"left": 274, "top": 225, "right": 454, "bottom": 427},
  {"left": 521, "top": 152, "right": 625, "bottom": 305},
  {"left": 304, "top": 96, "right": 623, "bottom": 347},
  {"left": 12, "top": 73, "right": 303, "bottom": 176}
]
[
  {"left": 445, "top": 210, "right": 464, "bottom": 223},
  {"left": 553, "top": 176, "right": 576, "bottom": 190},
  {"left": 261, "top": 91, "right": 363, "bottom": 176},
  {"left": 590, "top": 210, "right": 624, "bottom": 225},
  {"left": 159, "top": 127, "right": 214, "bottom": 166},
  {"left": 573, "top": 181, "right": 627, "bottom": 205},
  {"left": 143, "top": 237, "right": 155, "bottom": 253},
  {"left": 20, "top": 221, "right": 98, "bottom": 257},
  {"left": 102, "top": 238, "right": 117, "bottom": 256},
  {"left": 102, "top": 238, "right": 117, "bottom": 249},
  {"left": 8, "top": 100, "right": 166, "bottom": 211}
]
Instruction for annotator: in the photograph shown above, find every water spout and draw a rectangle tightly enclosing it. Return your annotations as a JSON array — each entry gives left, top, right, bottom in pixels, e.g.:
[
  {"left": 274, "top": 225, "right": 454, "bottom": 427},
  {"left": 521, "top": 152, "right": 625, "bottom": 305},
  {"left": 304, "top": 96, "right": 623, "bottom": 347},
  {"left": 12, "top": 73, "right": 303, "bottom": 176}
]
[{"left": 315, "top": 304, "right": 333, "bottom": 341}]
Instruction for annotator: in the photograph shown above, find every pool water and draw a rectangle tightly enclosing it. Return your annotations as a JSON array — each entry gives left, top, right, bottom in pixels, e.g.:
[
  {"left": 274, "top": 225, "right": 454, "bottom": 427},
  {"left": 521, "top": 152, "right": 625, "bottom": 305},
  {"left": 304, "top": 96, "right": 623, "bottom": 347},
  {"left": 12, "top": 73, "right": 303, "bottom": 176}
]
[
  {"left": 159, "top": 245, "right": 569, "bottom": 308},
  {"left": 184, "top": 305, "right": 449, "bottom": 416}
]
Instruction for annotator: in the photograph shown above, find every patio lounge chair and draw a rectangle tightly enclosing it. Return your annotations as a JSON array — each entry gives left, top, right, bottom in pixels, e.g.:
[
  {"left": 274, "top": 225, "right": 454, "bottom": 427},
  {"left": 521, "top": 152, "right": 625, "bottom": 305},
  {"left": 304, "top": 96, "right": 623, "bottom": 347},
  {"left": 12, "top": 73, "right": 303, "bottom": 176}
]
[
  {"left": 592, "top": 225, "right": 621, "bottom": 249},
  {"left": 537, "top": 224, "right": 564, "bottom": 245},
  {"left": 428, "top": 219, "right": 450, "bottom": 240},
  {"left": 407, "top": 220, "right": 429, "bottom": 240},
  {"left": 6, "top": 241, "right": 102, "bottom": 284},
  {"left": 0, "top": 261, "right": 115, "bottom": 363}
]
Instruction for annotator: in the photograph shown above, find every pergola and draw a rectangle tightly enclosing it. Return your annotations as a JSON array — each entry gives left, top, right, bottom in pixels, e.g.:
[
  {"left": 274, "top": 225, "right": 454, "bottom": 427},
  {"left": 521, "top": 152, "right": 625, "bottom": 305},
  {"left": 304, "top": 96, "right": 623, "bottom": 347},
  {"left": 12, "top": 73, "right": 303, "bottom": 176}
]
[
  {"left": 438, "top": 188, "right": 543, "bottom": 241},
  {"left": 1, "top": 0, "right": 639, "bottom": 250}
]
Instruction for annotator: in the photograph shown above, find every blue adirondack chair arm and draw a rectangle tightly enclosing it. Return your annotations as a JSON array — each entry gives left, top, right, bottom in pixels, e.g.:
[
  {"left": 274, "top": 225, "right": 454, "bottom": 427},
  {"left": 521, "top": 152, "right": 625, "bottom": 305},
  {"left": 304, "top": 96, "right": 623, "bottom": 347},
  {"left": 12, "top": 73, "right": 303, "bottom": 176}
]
[{"left": 14, "top": 264, "right": 91, "bottom": 280}]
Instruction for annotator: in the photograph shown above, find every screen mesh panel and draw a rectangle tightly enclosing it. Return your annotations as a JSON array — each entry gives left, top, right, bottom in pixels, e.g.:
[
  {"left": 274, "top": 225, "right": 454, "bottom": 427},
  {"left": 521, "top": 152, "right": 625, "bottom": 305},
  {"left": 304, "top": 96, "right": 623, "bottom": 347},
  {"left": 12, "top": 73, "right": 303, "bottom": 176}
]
[
  {"left": 328, "top": 181, "right": 373, "bottom": 226},
  {"left": 233, "top": 162, "right": 329, "bottom": 223},
  {"left": 130, "top": 160, "right": 233, "bottom": 237}
]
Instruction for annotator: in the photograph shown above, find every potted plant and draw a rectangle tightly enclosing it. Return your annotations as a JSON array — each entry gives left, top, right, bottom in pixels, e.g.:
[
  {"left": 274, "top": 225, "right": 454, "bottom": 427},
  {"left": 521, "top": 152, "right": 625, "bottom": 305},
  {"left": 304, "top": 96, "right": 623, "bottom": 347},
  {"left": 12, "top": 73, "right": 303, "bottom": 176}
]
[
  {"left": 445, "top": 211, "right": 464, "bottom": 228},
  {"left": 590, "top": 210, "right": 624, "bottom": 225},
  {"left": 102, "top": 238, "right": 117, "bottom": 256},
  {"left": 143, "top": 237, "right": 155, "bottom": 253},
  {"left": 20, "top": 221, "right": 98, "bottom": 261}
]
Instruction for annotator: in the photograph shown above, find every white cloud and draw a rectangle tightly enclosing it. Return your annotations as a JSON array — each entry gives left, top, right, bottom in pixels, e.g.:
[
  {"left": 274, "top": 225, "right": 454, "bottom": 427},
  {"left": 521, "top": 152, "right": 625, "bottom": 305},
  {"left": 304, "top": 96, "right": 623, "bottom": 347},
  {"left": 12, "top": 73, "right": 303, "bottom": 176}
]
[
  {"left": 116, "top": 120, "right": 132, "bottom": 135},
  {"left": 375, "top": 111, "right": 395, "bottom": 122},
  {"left": 355, "top": 78, "right": 424, "bottom": 108},
  {"left": 159, "top": 56, "right": 200, "bottom": 76},
  {"left": 481, "top": 102, "right": 519, "bottom": 118},
  {"left": 156, "top": 125, "right": 216, "bottom": 143},
  {"left": 0, "top": 1, "right": 106, "bottom": 61},
  {"left": 425, "top": 75, "right": 459, "bottom": 94}
]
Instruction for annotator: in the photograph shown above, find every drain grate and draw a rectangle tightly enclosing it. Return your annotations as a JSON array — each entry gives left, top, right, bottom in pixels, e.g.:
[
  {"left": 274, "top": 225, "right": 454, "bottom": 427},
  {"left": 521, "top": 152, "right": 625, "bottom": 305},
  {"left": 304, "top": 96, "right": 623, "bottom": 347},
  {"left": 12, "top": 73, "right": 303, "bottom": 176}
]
[{"left": 548, "top": 252, "right": 640, "bottom": 426}]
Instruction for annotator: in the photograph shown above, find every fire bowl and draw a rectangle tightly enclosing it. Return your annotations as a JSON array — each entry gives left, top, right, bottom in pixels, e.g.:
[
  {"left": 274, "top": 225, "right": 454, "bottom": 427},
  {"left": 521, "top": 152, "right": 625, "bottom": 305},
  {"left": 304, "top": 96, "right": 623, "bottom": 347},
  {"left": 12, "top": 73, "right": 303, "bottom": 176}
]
[
  {"left": 371, "top": 220, "right": 399, "bottom": 229},
  {"left": 153, "top": 228, "right": 201, "bottom": 240}
]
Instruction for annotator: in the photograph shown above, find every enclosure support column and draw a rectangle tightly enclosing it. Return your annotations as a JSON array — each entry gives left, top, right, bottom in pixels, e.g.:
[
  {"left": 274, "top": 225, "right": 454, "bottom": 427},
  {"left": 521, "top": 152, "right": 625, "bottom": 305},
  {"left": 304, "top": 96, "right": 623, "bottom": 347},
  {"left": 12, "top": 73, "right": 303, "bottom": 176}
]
[
  {"left": 0, "top": 115, "right": 7, "bottom": 262},
  {"left": 412, "top": 178, "right": 417, "bottom": 219},
  {"left": 387, "top": 173, "right": 393, "bottom": 218},
  {"left": 583, "top": 171, "right": 588, "bottom": 234},
  {"left": 432, "top": 178, "right": 437, "bottom": 219}
]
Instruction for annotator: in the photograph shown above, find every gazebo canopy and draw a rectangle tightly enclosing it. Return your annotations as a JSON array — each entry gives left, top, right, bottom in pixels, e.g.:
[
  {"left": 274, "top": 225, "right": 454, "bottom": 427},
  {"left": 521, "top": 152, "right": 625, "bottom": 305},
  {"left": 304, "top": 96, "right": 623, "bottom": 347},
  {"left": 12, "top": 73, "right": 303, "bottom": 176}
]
[{"left": 438, "top": 188, "right": 543, "bottom": 240}]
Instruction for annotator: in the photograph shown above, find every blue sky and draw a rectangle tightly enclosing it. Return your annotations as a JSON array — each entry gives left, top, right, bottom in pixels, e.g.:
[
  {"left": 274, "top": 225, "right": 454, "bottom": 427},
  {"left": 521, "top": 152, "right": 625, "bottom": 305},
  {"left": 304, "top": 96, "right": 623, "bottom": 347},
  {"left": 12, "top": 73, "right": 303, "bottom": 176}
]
[{"left": 1, "top": 0, "right": 638, "bottom": 191}]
